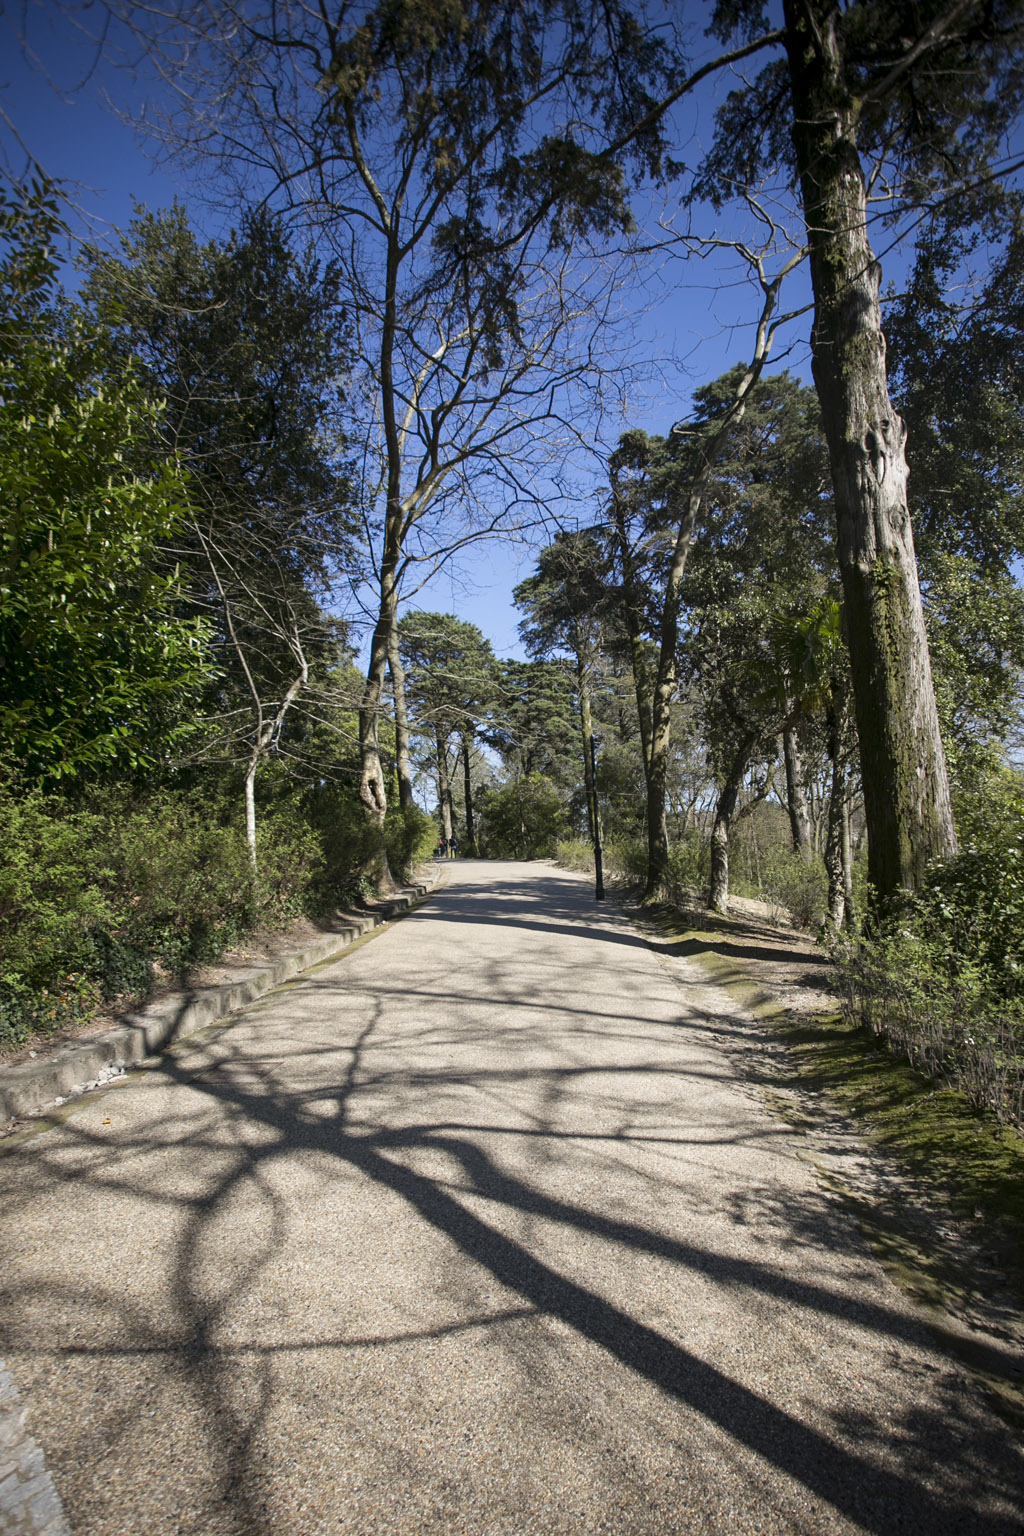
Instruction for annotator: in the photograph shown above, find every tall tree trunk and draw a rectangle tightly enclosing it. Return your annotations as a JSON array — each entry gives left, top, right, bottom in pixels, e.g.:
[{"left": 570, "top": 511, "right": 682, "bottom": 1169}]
[
  {"left": 824, "top": 670, "right": 859, "bottom": 933},
  {"left": 783, "top": 0, "right": 957, "bottom": 899},
  {"left": 356, "top": 214, "right": 405, "bottom": 889},
  {"left": 578, "top": 662, "right": 597, "bottom": 846},
  {"left": 783, "top": 717, "right": 813, "bottom": 860},
  {"left": 461, "top": 734, "right": 476, "bottom": 855},
  {"left": 358, "top": 560, "right": 399, "bottom": 888},
  {"left": 435, "top": 727, "right": 454, "bottom": 843},
  {"left": 708, "top": 735, "right": 756, "bottom": 915},
  {"left": 241, "top": 663, "right": 308, "bottom": 874},
  {"left": 610, "top": 498, "right": 654, "bottom": 781},
  {"left": 387, "top": 628, "right": 415, "bottom": 812}
]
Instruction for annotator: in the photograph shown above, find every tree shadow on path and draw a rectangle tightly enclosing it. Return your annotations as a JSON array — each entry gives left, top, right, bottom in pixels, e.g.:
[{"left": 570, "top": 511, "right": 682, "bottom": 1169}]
[{"left": 4, "top": 865, "right": 1023, "bottom": 1534}]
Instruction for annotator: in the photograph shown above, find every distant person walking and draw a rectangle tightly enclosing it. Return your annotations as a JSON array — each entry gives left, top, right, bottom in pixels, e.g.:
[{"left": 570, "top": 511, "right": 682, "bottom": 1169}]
[
  {"left": 436, "top": 837, "right": 447, "bottom": 860},
  {"left": 448, "top": 834, "right": 458, "bottom": 860}
]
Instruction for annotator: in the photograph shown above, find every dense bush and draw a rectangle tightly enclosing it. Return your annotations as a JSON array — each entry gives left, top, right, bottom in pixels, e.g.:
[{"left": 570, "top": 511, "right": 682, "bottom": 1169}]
[
  {"left": 0, "top": 777, "right": 433, "bottom": 1053},
  {"left": 836, "top": 813, "right": 1024, "bottom": 1130},
  {"left": 556, "top": 834, "right": 710, "bottom": 907},
  {"left": 478, "top": 774, "right": 569, "bottom": 858},
  {"left": 757, "top": 849, "right": 829, "bottom": 931},
  {"left": 0, "top": 783, "right": 253, "bottom": 1050},
  {"left": 386, "top": 803, "right": 437, "bottom": 877}
]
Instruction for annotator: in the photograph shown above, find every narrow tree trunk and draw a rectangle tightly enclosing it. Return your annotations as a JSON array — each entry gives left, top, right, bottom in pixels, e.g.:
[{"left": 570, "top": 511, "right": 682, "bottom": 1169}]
[
  {"left": 708, "top": 736, "right": 756, "bottom": 915},
  {"left": 241, "top": 662, "right": 308, "bottom": 876},
  {"left": 461, "top": 734, "right": 476, "bottom": 856},
  {"left": 610, "top": 499, "right": 654, "bottom": 781},
  {"left": 828, "top": 670, "right": 860, "bottom": 934},
  {"left": 841, "top": 792, "right": 859, "bottom": 934},
  {"left": 244, "top": 755, "right": 259, "bottom": 872},
  {"left": 645, "top": 678, "right": 673, "bottom": 895},
  {"left": 783, "top": 0, "right": 957, "bottom": 899},
  {"left": 783, "top": 718, "right": 813, "bottom": 860},
  {"left": 387, "top": 628, "right": 415, "bottom": 812},
  {"left": 356, "top": 210, "right": 405, "bottom": 890},
  {"left": 435, "top": 727, "right": 453, "bottom": 843},
  {"left": 444, "top": 746, "right": 457, "bottom": 843},
  {"left": 358, "top": 563, "right": 399, "bottom": 890},
  {"left": 578, "top": 664, "right": 597, "bottom": 845},
  {"left": 823, "top": 727, "right": 846, "bottom": 932}
]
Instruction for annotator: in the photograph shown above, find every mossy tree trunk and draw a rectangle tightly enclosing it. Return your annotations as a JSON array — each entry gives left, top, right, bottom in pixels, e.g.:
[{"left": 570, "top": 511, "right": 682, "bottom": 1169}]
[
  {"left": 823, "top": 704, "right": 847, "bottom": 931},
  {"left": 783, "top": 0, "right": 957, "bottom": 899},
  {"left": 609, "top": 495, "right": 654, "bottom": 797},
  {"left": 841, "top": 794, "right": 858, "bottom": 933},
  {"left": 708, "top": 733, "right": 758, "bottom": 915}
]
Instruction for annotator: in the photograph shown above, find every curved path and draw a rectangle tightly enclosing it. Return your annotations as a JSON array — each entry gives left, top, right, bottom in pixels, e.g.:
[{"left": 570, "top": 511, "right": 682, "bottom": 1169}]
[{"left": 0, "top": 861, "right": 1021, "bottom": 1535}]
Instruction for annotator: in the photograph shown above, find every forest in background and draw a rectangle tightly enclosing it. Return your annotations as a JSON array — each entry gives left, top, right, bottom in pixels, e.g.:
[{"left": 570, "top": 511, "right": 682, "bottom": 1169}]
[{"left": 2, "top": 0, "right": 1024, "bottom": 1133}]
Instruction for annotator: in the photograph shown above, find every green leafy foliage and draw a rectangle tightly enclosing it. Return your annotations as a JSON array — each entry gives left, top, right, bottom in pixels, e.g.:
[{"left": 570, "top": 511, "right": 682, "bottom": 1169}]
[
  {"left": 478, "top": 773, "right": 569, "bottom": 858},
  {"left": 757, "top": 849, "right": 829, "bottom": 932},
  {"left": 0, "top": 182, "right": 213, "bottom": 779},
  {"left": 81, "top": 201, "right": 357, "bottom": 804},
  {"left": 485, "top": 659, "right": 582, "bottom": 791},
  {"left": 0, "top": 781, "right": 250, "bottom": 1049},
  {"left": 837, "top": 787, "right": 1024, "bottom": 1129},
  {"left": 386, "top": 804, "right": 438, "bottom": 876},
  {"left": 397, "top": 612, "right": 497, "bottom": 739},
  {"left": 0, "top": 769, "right": 434, "bottom": 1053},
  {"left": 557, "top": 834, "right": 710, "bottom": 904}
]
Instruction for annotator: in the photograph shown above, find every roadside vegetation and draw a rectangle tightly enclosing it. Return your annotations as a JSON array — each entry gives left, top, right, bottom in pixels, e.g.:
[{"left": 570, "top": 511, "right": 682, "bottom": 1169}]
[
  {"left": 559, "top": 799, "right": 1024, "bottom": 1138},
  {"left": 639, "top": 895, "right": 1024, "bottom": 1426}
]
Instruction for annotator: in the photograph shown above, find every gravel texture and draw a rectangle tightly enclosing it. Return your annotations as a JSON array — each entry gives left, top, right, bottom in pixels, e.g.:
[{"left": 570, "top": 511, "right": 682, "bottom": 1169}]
[{"left": 0, "top": 860, "right": 1021, "bottom": 1535}]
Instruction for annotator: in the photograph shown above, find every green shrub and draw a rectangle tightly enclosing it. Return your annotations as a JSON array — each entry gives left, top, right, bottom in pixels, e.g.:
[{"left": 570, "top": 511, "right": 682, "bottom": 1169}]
[
  {"left": 478, "top": 774, "right": 569, "bottom": 859},
  {"left": 0, "top": 776, "right": 340, "bottom": 1050},
  {"left": 305, "top": 785, "right": 384, "bottom": 906},
  {"left": 604, "top": 836, "right": 648, "bottom": 887},
  {"left": 836, "top": 812, "right": 1024, "bottom": 1129},
  {"left": 664, "top": 837, "right": 711, "bottom": 904},
  {"left": 759, "top": 849, "right": 829, "bottom": 931},
  {"left": 555, "top": 838, "right": 594, "bottom": 873},
  {"left": 915, "top": 835, "right": 1024, "bottom": 998},
  {"left": 0, "top": 971, "right": 102, "bottom": 1054},
  {"left": 385, "top": 803, "right": 436, "bottom": 879},
  {"left": 555, "top": 835, "right": 709, "bottom": 908},
  {"left": 0, "top": 785, "right": 118, "bottom": 987},
  {"left": 254, "top": 794, "right": 321, "bottom": 924},
  {"left": 90, "top": 931, "right": 155, "bottom": 1000},
  {"left": 602, "top": 834, "right": 708, "bottom": 905},
  {"left": 105, "top": 790, "right": 255, "bottom": 972}
]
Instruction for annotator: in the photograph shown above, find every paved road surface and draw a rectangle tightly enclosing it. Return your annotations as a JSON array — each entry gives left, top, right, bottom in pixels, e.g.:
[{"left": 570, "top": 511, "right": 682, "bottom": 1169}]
[{"left": 1, "top": 861, "right": 1022, "bottom": 1535}]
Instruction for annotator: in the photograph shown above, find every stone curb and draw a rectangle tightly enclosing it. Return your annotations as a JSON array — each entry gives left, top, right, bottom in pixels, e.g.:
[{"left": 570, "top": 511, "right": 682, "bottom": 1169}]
[
  {"left": 1, "top": 871, "right": 441, "bottom": 1124},
  {"left": 0, "top": 1359, "right": 71, "bottom": 1536}
]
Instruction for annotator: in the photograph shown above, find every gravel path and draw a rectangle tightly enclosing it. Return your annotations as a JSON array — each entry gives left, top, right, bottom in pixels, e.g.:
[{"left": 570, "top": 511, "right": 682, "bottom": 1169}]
[{"left": 0, "top": 860, "right": 1021, "bottom": 1535}]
